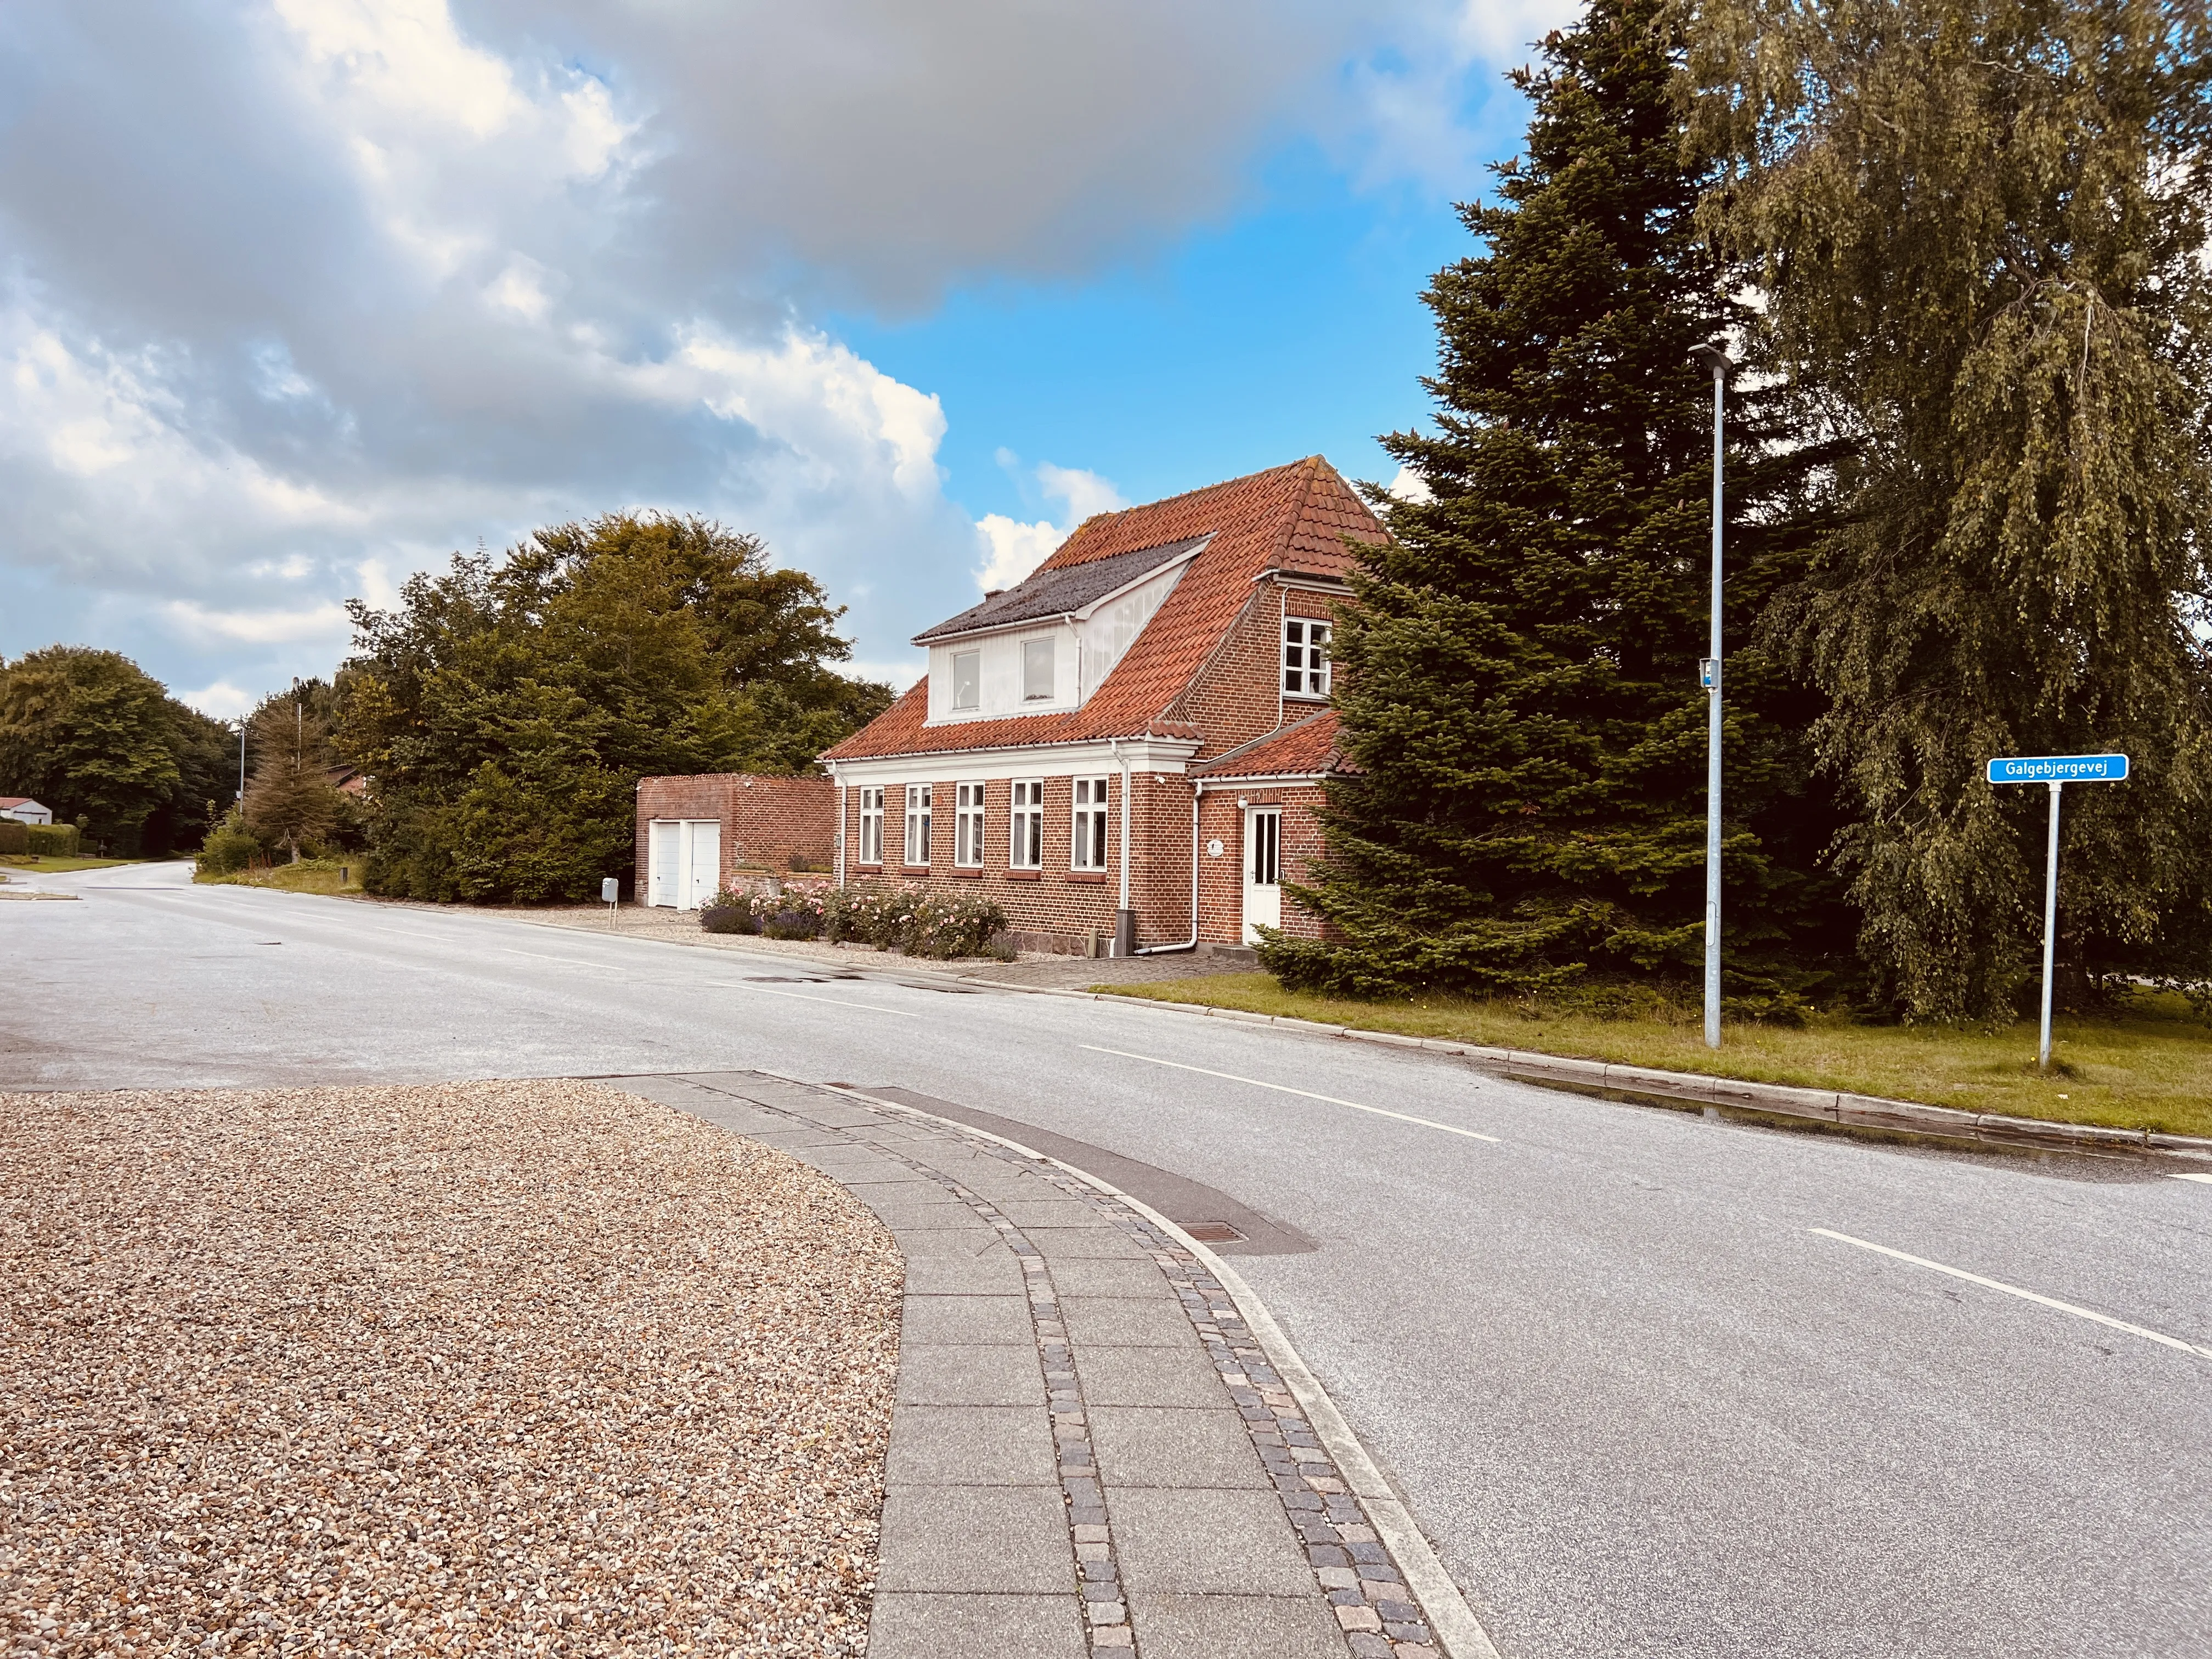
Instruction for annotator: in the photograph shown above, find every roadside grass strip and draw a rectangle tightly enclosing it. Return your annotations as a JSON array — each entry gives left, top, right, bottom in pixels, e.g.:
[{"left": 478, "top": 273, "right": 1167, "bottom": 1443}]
[
  {"left": 1810, "top": 1227, "right": 2212, "bottom": 1361},
  {"left": 707, "top": 980, "right": 921, "bottom": 1018},
  {"left": 1079, "top": 1042, "right": 1502, "bottom": 1142}
]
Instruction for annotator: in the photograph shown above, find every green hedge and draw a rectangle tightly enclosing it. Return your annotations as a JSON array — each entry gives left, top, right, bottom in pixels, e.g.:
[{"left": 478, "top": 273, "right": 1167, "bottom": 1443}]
[
  {"left": 0, "top": 820, "right": 26, "bottom": 855},
  {"left": 25, "top": 823, "right": 79, "bottom": 857}
]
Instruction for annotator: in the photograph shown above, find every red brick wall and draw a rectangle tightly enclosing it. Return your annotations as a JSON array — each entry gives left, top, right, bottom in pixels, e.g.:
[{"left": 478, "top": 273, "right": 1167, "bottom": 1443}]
[
  {"left": 840, "top": 771, "right": 1212, "bottom": 954},
  {"left": 635, "top": 773, "right": 836, "bottom": 896},
  {"left": 1197, "top": 782, "right": 1327, "bottom": 945}
]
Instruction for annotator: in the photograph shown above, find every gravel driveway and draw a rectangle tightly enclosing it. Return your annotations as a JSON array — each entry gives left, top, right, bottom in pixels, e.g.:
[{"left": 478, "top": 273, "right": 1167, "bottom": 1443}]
[{"left": 1, "top": 1080, "right": 902, "bottom": 1657}]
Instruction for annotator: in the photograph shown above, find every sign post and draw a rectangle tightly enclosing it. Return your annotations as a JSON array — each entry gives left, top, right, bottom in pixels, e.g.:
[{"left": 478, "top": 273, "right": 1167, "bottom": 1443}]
[
  {"left": 1984, "top": 754, "right": 2129, "bottom": 1069},
  {"left": 601, "top": 874, "right": 620, "bottom": 931}
]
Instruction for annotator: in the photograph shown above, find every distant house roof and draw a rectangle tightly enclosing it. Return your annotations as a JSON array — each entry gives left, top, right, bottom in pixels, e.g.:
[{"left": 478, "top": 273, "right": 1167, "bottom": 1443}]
[
  {"left": 825, "top": 456, "right": 1384, "bottom": 764},
  {"left": 0, "top": 798, "right": 36, "bottom": 809},
  {"left": 913, "top": 535, "right": 1209, "bottom": 644},
  {"left": 1192, "top": 710, "right": 1345, "bottom": 779}
]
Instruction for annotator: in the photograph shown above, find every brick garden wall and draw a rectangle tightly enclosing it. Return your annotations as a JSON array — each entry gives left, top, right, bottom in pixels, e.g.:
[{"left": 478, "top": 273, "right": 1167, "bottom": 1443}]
[{"left": 635, "top": 773, "right": 837, "bottom": 897}]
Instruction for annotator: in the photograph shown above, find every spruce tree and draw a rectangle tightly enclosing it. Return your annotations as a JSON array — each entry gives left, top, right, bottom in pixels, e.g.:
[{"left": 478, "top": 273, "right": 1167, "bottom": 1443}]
[
  {"left": 1265, "top": 0, "right": 1846, "bottom": 1007},
  {"left": 1692, "top": 0, "right": 2212, "bottom": 1020}
]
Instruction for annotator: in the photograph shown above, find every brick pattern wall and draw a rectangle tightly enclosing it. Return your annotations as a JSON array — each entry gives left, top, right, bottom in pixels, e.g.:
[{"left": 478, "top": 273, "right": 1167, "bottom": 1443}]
[
  {"left": 842, "top": 772, "right": 1211, "bottom": 955},
  {"left": 1196, "top": 783, "right": 1327, "bottom": 945},
  {"left": 635, "top": 773, "right": 837, "bottom": 897}
]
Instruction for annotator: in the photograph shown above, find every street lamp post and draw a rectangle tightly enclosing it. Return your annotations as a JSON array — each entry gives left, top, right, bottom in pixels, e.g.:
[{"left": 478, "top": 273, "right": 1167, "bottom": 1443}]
[{"left": 1690, "top": 342, "right": 1734, "bottom": 1051}]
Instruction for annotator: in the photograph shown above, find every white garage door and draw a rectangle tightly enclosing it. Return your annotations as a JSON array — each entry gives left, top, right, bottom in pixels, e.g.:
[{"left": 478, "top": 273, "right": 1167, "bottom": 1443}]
[{"left": 647, "top": 819, "right": 721, "bottom": 910}]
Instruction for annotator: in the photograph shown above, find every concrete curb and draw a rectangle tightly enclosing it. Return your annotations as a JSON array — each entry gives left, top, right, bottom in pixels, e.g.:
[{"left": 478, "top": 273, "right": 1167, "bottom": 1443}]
[{"left": 956, "top": 980, "right": 2212, "bottom": 1165}]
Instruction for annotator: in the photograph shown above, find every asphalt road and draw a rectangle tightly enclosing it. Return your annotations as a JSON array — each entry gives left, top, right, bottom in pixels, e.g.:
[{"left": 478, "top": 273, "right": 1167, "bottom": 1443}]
[{"left": 7, "top": 862, "right": 2209, "bottom": 1657}]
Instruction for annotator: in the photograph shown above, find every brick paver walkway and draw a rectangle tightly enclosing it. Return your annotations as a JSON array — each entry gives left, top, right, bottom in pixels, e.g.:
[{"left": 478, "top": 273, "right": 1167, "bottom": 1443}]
[{"left": 609, "top": 1071, "right": 1466, "bottom": 1659}]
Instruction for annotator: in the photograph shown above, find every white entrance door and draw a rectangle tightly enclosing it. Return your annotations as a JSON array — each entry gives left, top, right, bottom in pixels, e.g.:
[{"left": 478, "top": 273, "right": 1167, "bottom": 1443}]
[
  {"left": 684, "top": 819, "right": 720, "bottom": 909},
  {"left": 1242, "top": 807, "right": 1281, "bottom": 945},
  {"left": 649, "top": 820, "right": 681, "bottom": 907},
  {"left": 648, "top": 819, "right": 721, "bottom": 910}
]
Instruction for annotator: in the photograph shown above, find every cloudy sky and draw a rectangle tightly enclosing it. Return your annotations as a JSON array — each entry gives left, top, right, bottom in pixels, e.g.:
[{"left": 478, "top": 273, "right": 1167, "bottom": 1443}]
[{"left": 0, "top": 0, "right": 1573, "bottom": 713}]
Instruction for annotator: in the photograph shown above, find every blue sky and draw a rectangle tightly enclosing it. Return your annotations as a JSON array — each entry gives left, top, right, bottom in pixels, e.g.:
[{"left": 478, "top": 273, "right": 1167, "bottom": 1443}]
[{"left": 0, "top": 2, "right": 1564, "bottom": 710}]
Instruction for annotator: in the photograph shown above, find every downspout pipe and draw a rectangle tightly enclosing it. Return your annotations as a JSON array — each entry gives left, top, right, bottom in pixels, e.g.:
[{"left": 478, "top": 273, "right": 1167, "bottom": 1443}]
[
  {"left": 1110, "top": 738, "right": 1136, "bottom": 956},
  {"left": 1135, "top": 776, "right": 1200, "bottom": 955},
  {"left": 833, "top": 774, "right": 846, "bottom": 886}
]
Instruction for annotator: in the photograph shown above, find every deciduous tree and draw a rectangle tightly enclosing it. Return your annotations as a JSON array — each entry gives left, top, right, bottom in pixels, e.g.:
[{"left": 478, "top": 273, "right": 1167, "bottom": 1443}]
[{"left": 1692, "top": 0, "right": 2212, "bottom": 1018}]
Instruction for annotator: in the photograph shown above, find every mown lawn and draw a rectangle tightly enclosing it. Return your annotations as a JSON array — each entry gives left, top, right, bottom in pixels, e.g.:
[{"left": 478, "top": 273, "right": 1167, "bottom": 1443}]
[
  {"left": 195, "top": 857, "right": 367, "bottom": 896},
  {"left": 0, "top": 855, "right": 146, "bottom": 874},
  {"left": 1097, "top": 973, "right": 2212, "bottom": 1141}
]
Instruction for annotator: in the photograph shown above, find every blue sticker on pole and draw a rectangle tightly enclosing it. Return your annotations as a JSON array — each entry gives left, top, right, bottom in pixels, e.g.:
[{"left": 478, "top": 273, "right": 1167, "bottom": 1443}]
[{"left": 1986, "top": 754, "right": 2129, "bottom": 784}]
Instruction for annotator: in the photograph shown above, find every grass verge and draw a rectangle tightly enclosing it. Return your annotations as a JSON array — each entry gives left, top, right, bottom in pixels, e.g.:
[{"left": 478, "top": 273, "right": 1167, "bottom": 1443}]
[
  {"left": 1096, "top": 974, "right": 2212, "bottom": 1141},
  {"left": 195, "top": 857, "right": 367, "bottom": 897},
  {"left": 0, "top": 855, "right": 146, "bottom": 874}
]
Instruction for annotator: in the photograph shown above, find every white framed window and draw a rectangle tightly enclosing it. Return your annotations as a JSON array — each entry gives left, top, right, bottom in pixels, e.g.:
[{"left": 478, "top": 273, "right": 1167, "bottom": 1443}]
[
  {"left": 1071, "top": 775, "right": 1110, "bottom": 871},
  {"left": 857, "top": 786, "right": 884, "bottom": 864},
  {"left": 1284, "top": 617, "right": 1332, "bottom": 697},
  {"left": 904, "top": 783, "right": 933, "bottom": 866},
  {"left": 1023, "top": 637, "right": 1056, "bottom": 702},
  {"left": 1009, "top": 780, "right": 1043, "bottom": 869},
  {"left": 951, "top": 650, "right": 981, "bottom": 711},
  {"left": 955, "top": 782, "right": 986, "bottom": 867}
]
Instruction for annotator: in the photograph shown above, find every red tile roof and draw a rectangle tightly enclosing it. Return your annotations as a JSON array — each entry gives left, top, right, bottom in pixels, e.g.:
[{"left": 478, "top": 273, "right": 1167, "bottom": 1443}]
[
  {"left": 1192, "top": 710, "right": 1343, "bottom": 778},
  {"left": 823, "top": 457, "right": 1382, "bottom": 763}
]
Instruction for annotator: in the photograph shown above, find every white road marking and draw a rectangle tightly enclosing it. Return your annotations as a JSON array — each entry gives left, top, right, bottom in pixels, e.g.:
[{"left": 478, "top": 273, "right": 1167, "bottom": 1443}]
[
  {"left": 1079, "top": 1043, "right": 1501, "bottom": 1142},
  {"left": 500, "top": 948, "right": 625, "bottom": 972},
  {"left": 708, "top": 980, "right": 921, "bottom": 1019},
  {"left": 1809, "top": 1227, "right": 2212, "bottom": 1360},
  {"left": 2170, "top": 1172, "right": 2212, "bottom": 1186}
]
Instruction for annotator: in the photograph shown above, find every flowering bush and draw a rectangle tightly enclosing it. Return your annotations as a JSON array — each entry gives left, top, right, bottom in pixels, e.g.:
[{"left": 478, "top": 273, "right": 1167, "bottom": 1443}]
[
  {"left": 822, "top": 884, "right": 1008, "bottom": 957},
  {"left": 699, "top": 887, "right": 827, "bottom": 939}
]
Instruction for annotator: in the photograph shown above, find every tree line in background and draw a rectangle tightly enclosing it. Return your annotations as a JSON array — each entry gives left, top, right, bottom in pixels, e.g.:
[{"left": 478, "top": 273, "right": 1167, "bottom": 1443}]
[
  {"left": 3, "top": 515, "right": 887, "bottom": 891},
  {"left": 334, "top": 512, "right": 891, "bottom": 902},
  {"left": 1269, "top": 0, "right": 2212, "bottom": 1024},
  {"left": 0, "top": 648, "right": 235, "bottom": 856}
]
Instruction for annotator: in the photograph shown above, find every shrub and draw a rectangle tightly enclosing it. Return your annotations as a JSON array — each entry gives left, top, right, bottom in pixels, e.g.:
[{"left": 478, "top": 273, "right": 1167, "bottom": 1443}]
[
  {"left": 699, "top": 889, "right": 754, "bottom": 934},
  {"left": 196, "top": 815, "right": 261, "bottom": 875},
  {"left": 0, "top": 820, "right": 26, "bottom": 855},
  {"left": 26, "top": 823, "right": 80, "bottom": 857},
  {"left": 820, "top": 884, "right": 1007, "bottom": 957}
]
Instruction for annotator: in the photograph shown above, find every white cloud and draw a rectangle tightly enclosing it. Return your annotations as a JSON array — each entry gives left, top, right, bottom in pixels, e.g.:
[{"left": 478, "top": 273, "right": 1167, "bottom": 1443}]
[
  {"left": 176, "top": 681, "right": 259, "bottom": 721},
  {"left": 974, "top": 461, "right": 1128, "bottom": 592},
  {"left": 0, "top": 1, "right": 1525, "bottom": 699},
  {"left": 162, "top": 600, "right": 354, "bottom": 646},
  {"left": 1387, "top": 464, "right": 1434, "bottom": 503}
]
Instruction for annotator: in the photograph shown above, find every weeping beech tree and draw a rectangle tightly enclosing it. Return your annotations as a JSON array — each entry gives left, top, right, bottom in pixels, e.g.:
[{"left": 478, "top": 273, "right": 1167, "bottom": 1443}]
[{"left": 1692, "top": 0, "right": 2212, "bottom": 1020}]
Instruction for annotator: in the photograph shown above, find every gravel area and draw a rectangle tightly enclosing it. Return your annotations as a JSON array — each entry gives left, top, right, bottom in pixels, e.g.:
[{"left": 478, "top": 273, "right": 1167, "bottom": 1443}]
[{"left": 1, "top": 1080, "right": 902, "bottom": 1657}]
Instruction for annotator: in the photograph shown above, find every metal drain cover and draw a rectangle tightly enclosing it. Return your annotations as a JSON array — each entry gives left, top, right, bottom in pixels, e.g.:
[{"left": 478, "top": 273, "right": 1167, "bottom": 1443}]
[{"left": 1181, "top": 1221, "right": 1247, "bottom": 1244}]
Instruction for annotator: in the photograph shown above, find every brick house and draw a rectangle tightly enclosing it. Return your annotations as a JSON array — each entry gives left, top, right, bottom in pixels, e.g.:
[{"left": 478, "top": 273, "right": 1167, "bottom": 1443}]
[{"left": 818, "top": 456, "right": 1378, "bottom": 956}]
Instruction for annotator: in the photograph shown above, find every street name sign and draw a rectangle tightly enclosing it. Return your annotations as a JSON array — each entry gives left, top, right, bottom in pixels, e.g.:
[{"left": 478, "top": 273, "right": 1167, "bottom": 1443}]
[
  {"left": 1987, "top": 754, "right": 2129, "bottom": 785},
  {"left": 1983, "top": 753, "right": 2131, "bottom": 1069}
]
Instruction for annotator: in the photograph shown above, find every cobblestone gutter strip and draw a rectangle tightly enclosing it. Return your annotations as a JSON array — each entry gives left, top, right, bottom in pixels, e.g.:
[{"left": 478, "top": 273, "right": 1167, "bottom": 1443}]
[
  {"left": 722, "top": 1073, "right": 1495, "bottom": 1659},
  {"left": 968, "top": 984, "right": 2212, "bottom": 1163}
]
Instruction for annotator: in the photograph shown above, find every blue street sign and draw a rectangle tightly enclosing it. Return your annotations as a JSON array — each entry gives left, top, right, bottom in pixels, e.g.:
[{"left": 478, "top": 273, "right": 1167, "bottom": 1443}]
[{"left": 1986, "top": 753, "right": 2129, "bottom": 785}]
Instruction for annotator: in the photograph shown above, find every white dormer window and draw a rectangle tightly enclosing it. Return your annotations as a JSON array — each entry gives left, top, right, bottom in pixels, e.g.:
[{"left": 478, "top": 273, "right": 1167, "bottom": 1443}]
[
  {"left": 952, "top": 650, "right": 981, "bottom": 710},
  {"left": 1284, "top": 618, "right": 1331, "bottom": 698},
  {"left": 1022, "top": 637, "right": 1055, "bottom": 701}
]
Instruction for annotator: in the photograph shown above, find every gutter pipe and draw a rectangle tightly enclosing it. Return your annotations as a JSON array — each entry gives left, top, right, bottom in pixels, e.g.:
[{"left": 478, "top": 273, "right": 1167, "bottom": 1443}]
[{"left": 1135, "top": 777, "right": 1201, "bottom": 956}]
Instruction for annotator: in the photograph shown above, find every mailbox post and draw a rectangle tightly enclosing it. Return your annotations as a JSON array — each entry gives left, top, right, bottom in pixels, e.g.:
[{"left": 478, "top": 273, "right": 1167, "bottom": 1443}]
[{"left": 1984, "top": 753, "right": 2130, "bottom": 1069}]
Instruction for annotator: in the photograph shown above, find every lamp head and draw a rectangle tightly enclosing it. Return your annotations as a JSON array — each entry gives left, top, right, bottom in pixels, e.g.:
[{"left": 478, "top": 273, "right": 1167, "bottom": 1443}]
[{"left": 1689, "top": 342, "right": 1735, "bottom": 379}]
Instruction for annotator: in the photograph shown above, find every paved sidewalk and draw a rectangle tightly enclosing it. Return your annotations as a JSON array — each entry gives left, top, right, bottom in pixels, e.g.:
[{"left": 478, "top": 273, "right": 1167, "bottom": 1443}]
[{"left": 608, "top": 1071, "right": 1456, "bottom": 1659}]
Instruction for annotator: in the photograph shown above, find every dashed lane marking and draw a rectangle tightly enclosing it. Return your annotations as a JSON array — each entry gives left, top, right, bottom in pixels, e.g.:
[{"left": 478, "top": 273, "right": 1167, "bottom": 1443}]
[
  {"left": 1078, "top": 1043, "right": 1501, "bottom": 1143},
  {"left": 707, "top": 980, "right": 922, "bottom": 1019},
  {"left": 2170, "top": 1172, "right": 2212, "bottom": 1185},
  {"left": 500, "top": 948, "right": 625, "bottom": 972},
  {"left": 1809, "top": 1227, "right": 2212, "bottom": 1360}
]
